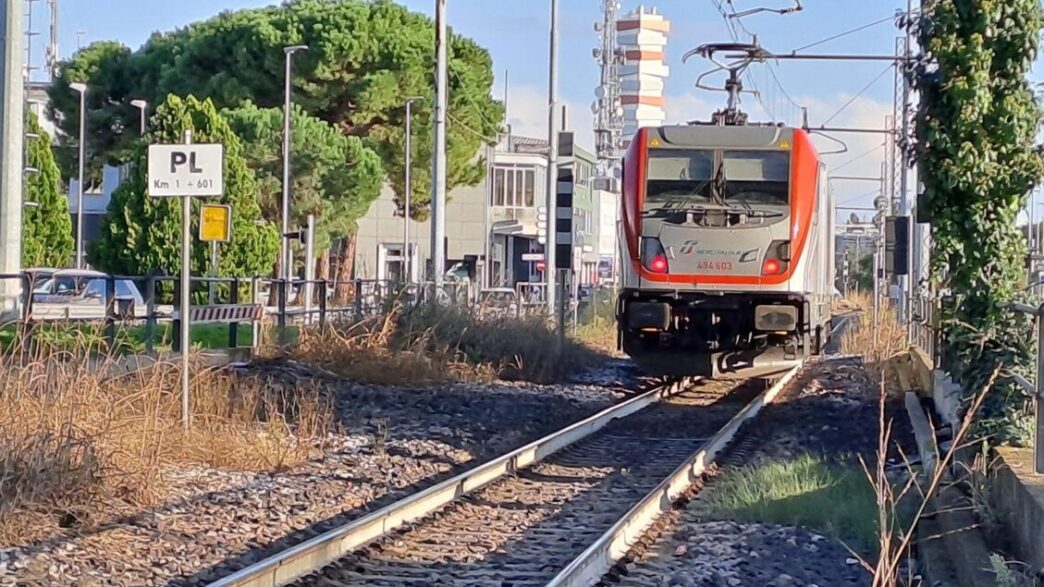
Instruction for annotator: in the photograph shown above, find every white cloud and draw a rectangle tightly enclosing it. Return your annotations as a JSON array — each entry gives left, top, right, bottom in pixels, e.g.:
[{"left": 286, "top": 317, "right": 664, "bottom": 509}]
[
  {"left": 663, "top": 93, "right": 719, "bottom": 125},
  {"left": 504, "top": 84, "right": 595, "bottom": 149}
]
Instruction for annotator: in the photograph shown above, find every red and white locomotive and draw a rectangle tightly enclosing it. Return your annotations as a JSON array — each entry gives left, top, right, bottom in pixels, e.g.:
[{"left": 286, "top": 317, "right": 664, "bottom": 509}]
[{"left": 616, "top": 122, "right": 835, "bottom": 378}]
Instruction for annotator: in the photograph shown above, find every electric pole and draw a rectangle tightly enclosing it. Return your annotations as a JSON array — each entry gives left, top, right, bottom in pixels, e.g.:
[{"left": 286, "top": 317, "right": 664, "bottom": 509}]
[
  {"left": 0, "top": 0, "right": 25, "bottom": 315},
  {"left": 899, "top": 0, "right": 914, "bottom": 333},
  {"left": 431, "top": 0, "right": 448, "bottom": 287}
]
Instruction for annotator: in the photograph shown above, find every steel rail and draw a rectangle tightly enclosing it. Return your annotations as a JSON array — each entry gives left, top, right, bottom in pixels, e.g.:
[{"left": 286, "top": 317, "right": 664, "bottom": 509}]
[
  {"left": 207, "top": 376, "right": 697, "bottom": 587},
  {"left": 546, "top": 362, "right": 804, "bottom": 587}
]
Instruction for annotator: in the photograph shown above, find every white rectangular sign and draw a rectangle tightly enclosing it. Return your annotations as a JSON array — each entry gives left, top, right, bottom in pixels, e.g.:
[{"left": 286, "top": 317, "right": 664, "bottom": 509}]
[
  {"left": 522, "top": 253, "right": 543, "bottom": 262},
  {"left": 147, "top": 144, "right": 225, "bottom": 197}
]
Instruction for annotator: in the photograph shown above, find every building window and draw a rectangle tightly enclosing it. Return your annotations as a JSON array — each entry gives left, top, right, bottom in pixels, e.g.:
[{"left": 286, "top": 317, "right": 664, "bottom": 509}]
[
  {"left": 492, "top": 165, "right": 537, "bottom": 209},
  {"left": 575, "top": 162, "right": 592, "bottom": 187}
]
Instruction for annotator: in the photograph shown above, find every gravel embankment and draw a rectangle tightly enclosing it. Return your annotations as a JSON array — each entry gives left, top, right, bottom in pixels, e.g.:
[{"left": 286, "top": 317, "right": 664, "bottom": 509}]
[
  {"left": 614, "top": 357, "right": 915, "bottom": 587},
  {"left": 0, "top": 359, "right": 639, "bottom": 587}
]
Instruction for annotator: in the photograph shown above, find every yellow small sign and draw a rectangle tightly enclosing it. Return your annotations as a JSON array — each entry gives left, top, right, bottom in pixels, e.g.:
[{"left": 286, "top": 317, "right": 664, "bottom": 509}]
[
  {"left": 649, "top": 138, "right": 662, "bottom": 147},
  {"left": 778, "top": 139, "right": 792, "bottom": 150},
  {"left": 199, "top": 204, "right": 232, "bottom": 242}
]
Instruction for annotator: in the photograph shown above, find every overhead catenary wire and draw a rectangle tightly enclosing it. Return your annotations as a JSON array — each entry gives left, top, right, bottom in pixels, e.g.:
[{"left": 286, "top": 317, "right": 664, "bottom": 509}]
[
  {"left": 831, "top": 141, "right": 886, "bottom": 173},
  {"left": 820, "top": 63, "right": 894, "bottom": 126},
  {"left": 790, "top": 13, "right": 898, "bottom": 54},
  {"left": 712, "top": 0, "right": 806, "bottom": 125},
  {"left": 710, "top": 0, "right": 781, "bottom": 122}
]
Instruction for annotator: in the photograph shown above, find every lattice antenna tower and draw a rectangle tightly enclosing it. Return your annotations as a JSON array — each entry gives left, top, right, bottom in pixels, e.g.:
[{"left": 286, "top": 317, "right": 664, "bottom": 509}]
[
  {"left": 46, "top": 0, "right": 59, "bottom": 80},
  {"left": 24, "top": 0, "right": 42, "bottom": 84},
  {"left": 592, "top": 0, "right": 623, "bottom": 177}
]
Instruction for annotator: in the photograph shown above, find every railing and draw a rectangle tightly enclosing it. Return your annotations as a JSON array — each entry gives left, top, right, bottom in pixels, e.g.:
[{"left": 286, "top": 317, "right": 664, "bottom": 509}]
[
  {"left": 1000, "top": 302, "right": 1044, "bottom": 475},
  {"left": 0, "top": 270, "right": 483, "bottom": 354}
]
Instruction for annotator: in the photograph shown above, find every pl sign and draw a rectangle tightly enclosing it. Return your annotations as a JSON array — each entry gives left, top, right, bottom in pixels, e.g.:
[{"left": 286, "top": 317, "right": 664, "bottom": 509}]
[{"left": 147, "top": 144, "right": 225, "bottom": 197}]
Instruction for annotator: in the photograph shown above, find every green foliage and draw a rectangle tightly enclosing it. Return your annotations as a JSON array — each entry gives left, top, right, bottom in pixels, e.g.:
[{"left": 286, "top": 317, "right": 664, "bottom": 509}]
[
  {"left": 223, "top": 102, "right": 383, "bottom": 252},
  {"left": 47, "top": 41, "right": 137, "bottom": 183},
  {"left": 87, "top": 95, "right": 279, "bottom": 280},
  {"left": 23, "top": 112, "right": 74, "bottom": 268},
  {"left": 702, "top": 454, "right": 880, "bottom": 554},
  {"left": 48, "top": 0, "right": 503, "bottom": 219},
  {"left": 854, "top": 254, "right": 874, "bottom": 294},
  {"left": 915, "top": 0, "right": 1044, "bottom": 443}
]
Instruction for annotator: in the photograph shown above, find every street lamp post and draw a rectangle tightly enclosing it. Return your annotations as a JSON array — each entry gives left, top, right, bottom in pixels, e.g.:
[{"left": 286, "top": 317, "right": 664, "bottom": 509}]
[
  {"left": 404, "top": 96, "right": 423, "bottom": 283},
  {"left": 281, "top": 45, "right": 308, "bottom": 286},
  {"left": 70, "top": 82, "right": 87, "bottom": 269},
  {"left": 130, "top": 99, "right": 148, "bottom": 135}
]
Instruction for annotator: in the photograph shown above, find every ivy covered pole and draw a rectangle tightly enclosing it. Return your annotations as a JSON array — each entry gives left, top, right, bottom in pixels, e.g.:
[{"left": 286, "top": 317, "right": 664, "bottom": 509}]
[{"left": 915, "top": 0, "right": 1044, "bottom": 443}]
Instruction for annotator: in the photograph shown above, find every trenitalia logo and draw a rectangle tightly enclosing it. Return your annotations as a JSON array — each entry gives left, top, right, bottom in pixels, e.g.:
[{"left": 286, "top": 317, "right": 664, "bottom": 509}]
[{"left": 680, "top": 240, "right": 760, "bottom": 263}]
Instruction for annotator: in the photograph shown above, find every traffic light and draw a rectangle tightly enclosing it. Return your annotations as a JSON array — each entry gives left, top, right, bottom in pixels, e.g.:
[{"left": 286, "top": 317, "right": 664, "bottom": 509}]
[{"left": 885, "top": 216, "right": 909, "bottom": 276}]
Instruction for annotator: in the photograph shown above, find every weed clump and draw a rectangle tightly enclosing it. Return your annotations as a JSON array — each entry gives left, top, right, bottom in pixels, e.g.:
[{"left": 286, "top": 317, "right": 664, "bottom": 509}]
[{"left": 290, "top": 302, "right": 604, "bottom": 385}]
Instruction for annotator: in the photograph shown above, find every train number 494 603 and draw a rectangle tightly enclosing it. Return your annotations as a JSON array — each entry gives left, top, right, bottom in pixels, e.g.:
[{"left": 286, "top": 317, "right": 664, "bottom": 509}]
[{"left": 696, "top": 261, "right": 733, "bottom": 271}]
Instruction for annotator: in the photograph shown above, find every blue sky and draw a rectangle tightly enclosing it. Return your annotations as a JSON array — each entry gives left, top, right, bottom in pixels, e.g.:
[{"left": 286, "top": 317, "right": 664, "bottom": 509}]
[{"left": 38, "top": 1, "right": 961, "bottom": 214}]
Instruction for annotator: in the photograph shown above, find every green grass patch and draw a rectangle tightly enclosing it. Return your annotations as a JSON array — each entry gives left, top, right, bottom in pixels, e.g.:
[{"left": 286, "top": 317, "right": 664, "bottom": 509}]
[
  {"left": 703, "top": 453, "right": 879, "bottom": 553},
  {"left": 0, "top": 321, "right": 283, "bottom": 354}
]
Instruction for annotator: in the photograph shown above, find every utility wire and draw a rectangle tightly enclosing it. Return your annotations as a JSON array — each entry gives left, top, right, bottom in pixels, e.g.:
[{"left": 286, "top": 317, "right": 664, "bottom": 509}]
[
  {"left": 790, "top": 13, "right": 897, "bottom": 54},
  {"left": 714, "top": 0, "right": 806, "bottom": 125},
  {"left": 831, "top": 141, "right": 885, "bottom": 173},
  {"left": 447, "top": 112, "right": 498, "bottom": 142},
  {"left": 710, "top": 0, "right": 779, "bottom": 121},
  {"left": 450, "top": 67, "right": 501, "bottom": 134},
  {"left": 838, "top": 187, "right": 883, "bottom": 207},
  {"left": 820, "top": 63, "right": 893, "bottom": 126}
]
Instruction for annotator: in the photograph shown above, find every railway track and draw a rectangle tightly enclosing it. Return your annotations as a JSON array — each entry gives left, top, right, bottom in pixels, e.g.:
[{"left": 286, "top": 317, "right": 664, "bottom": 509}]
[{"left": 210, "top": 361, "right": 803, "bottom": 587}]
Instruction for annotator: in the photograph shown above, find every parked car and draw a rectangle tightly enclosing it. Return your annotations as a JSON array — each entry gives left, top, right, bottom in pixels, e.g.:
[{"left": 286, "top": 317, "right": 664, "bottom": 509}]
[
  {"left": 478, "top": 288, "right": 520, "bottom": 317},
  {"left": 29, "top": 269, "right": 145, "bottom": 319}
]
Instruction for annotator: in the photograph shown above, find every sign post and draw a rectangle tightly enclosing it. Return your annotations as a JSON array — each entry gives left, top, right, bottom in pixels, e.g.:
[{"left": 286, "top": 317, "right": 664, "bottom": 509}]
[
  {"left": 200, "top": 203, "right": 232, "bottom": 305},
  {"left": 148, "top": 137, "right": 225, "bottom": 430},
  {"left": 304, "top": 214, "right": 316, "bottom": 325}
]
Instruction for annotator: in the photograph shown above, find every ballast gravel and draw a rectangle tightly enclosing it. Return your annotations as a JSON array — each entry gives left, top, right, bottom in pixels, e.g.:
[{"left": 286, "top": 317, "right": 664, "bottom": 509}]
[
  {"left": 614, "top": 357, "right": 913, "bottom": 587},
  {"left": 0, "top": 359, "right": 637, "bottom": 586}
]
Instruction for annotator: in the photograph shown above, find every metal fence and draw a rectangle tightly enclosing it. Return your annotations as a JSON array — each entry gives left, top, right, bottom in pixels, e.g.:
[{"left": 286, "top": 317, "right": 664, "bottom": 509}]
[
  {"left": 0, "top": 270, "right": 478, "bottom": 353},
  {"left": 999, "top": 302, "right": 1044, "bottom": 475}
]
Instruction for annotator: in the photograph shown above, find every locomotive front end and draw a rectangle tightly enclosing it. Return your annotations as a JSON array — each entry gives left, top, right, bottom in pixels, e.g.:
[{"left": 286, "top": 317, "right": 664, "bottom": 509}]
[{"left": 617, "top": 125, "right": 834, "bottom": 378}]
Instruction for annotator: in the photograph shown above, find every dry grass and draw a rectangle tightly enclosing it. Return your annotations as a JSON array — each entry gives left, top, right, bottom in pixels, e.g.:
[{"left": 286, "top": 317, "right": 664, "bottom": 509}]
[
  {"left": 0, "top": 340, "right": 334, "bottom": 547},
  {"left": 840, "top": 292, "right": 908, "bottom": 374},
  {"left": 575, "top": 316, "right": 617, "bottom": 353},
  {"left": 288, "top": 302, "right": 603, "bottom": 386},
  {"left": 858, "top": 369, "right": 998, "bottom": 586}
]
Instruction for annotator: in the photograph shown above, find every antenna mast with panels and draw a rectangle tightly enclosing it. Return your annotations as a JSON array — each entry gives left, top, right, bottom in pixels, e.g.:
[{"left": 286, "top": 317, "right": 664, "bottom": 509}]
[{"left": 592, "top": 0, "right": 622, "bottom": 176}]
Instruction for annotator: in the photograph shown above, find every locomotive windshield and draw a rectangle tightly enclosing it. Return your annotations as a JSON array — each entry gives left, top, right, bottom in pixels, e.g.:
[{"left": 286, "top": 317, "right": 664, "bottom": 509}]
[
  {"left": 646, "top": 149, "right": 714, "bottom": 204},
  {"left": 643, "top": 148, "right": 790, "bottom": 212},
  {"left": 721, "top": 151, "right": 790, "bottom": 206}
]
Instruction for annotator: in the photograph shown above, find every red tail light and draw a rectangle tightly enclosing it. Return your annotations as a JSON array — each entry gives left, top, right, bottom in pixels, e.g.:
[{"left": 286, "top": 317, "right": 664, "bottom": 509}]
[
  {"left": 642, "top": 237, "right": 669, "bottom": 274},
  {"left": 762, "top": 240, "right": 791, "bottom": 276}
]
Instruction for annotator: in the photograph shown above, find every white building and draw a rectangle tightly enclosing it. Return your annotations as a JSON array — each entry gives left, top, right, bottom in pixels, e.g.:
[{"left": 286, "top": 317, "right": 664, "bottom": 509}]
[{"left": 354, "top": 135, "right": 610, "bottom": 288}]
